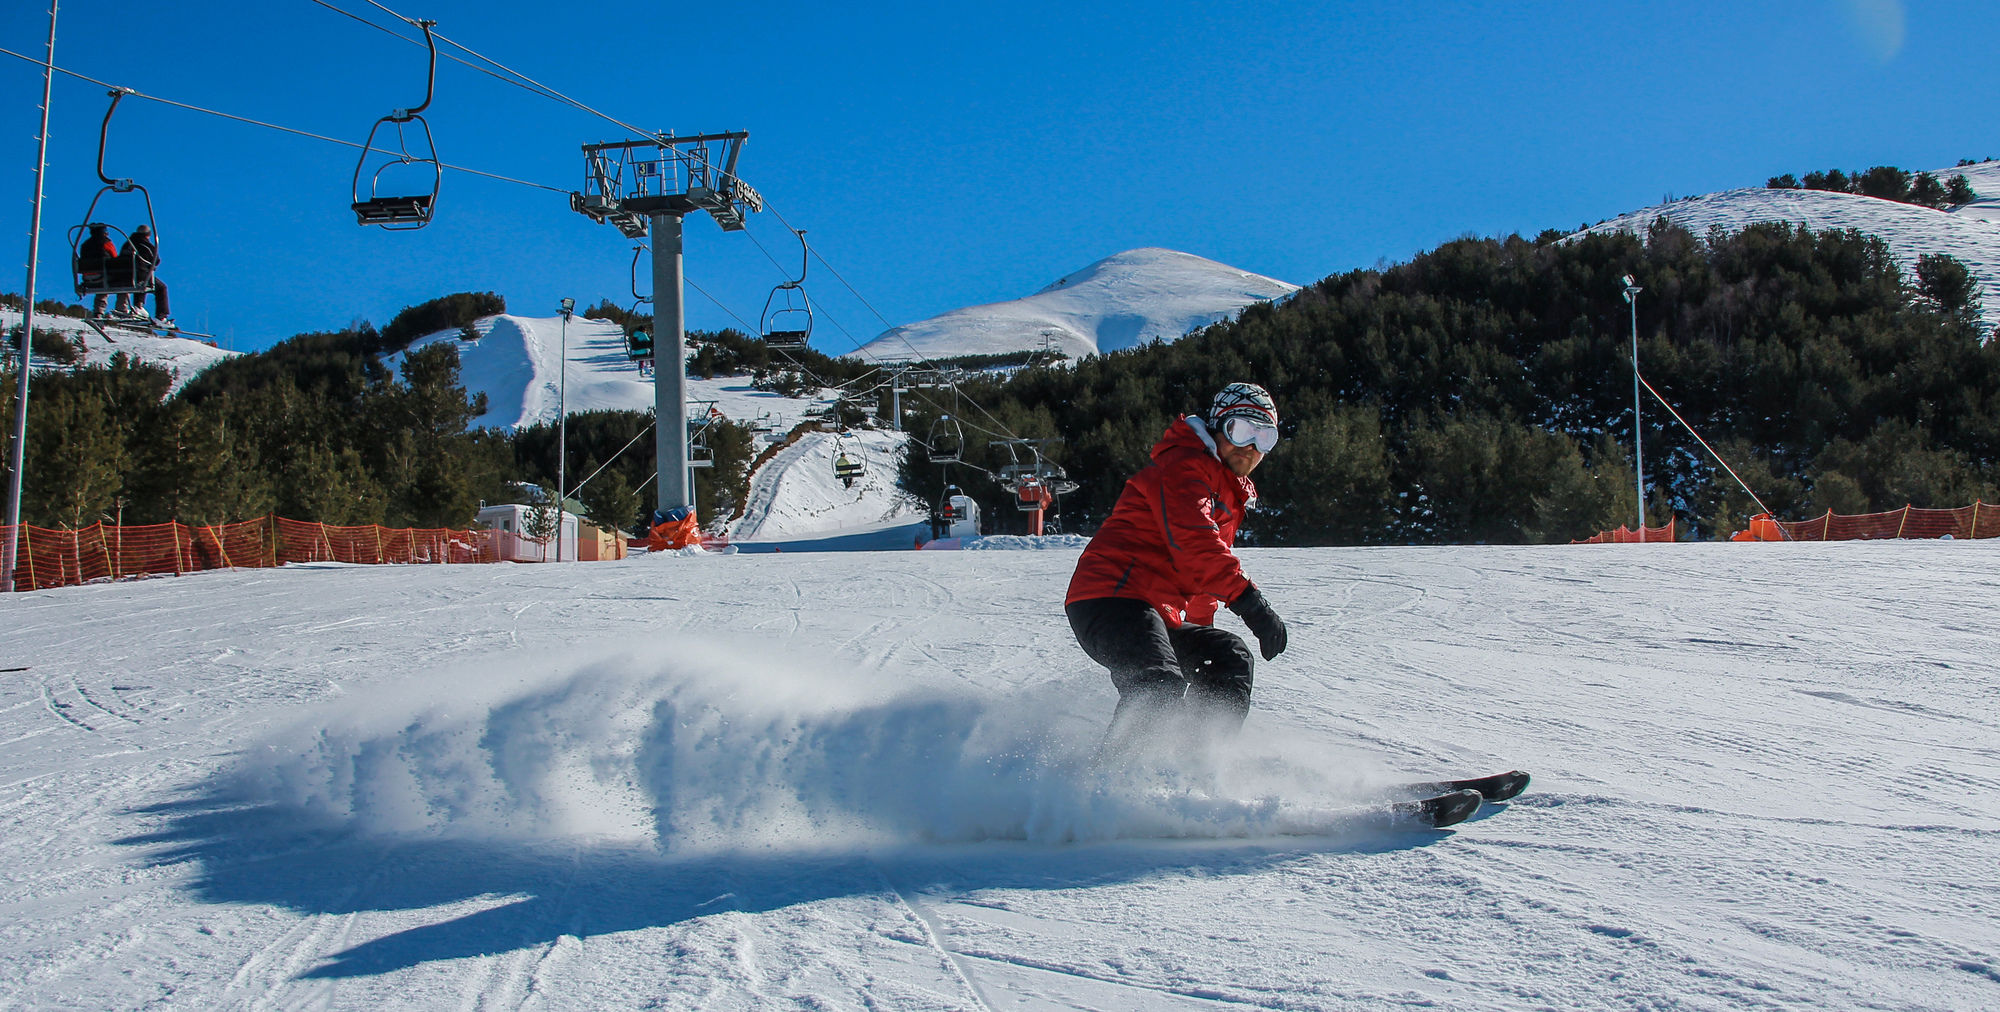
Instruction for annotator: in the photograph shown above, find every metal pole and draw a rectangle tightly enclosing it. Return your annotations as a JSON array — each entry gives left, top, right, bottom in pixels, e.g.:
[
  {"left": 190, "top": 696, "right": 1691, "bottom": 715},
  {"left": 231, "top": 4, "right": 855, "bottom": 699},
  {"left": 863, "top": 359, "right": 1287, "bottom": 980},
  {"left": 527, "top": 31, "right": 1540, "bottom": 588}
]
[
  {"left": 556, "top": 299, "right": 571, "bottom": 562},
  {"left": 651, "top": 212, "right": 689, "bottom": 513},
  {"left": 1629, "top": 291, "right": 1645, "bottom": 535},
  {"left": 891, "top": 370, "right": 903, "bottom": 432},
  {"left": 4, "top": 3, "right": 58, "bottom": 594}
]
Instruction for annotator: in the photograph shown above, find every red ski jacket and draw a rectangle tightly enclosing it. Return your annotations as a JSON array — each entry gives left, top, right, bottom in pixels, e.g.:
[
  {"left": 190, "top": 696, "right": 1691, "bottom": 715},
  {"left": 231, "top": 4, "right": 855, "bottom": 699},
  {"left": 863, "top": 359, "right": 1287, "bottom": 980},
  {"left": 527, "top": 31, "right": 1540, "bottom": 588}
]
[{"left": 1066, "top": 415, "right": 1257, "bottom": 627}]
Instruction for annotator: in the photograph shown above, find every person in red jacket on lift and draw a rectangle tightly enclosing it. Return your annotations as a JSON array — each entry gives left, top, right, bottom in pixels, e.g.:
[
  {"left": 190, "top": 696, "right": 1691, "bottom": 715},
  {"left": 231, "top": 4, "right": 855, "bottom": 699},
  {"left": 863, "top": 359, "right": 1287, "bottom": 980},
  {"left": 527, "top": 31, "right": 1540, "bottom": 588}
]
[{"left": 1065, "top": 381, "right": 1289, "bottom": 758}]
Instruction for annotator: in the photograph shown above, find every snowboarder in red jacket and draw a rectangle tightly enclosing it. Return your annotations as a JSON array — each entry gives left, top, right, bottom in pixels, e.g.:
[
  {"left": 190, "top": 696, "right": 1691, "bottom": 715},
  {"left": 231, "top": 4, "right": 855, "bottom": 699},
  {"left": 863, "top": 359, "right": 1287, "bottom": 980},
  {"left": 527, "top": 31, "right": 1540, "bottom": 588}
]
[{"left": 1065, "top": 381, "right": 1289, "bottom": 755}]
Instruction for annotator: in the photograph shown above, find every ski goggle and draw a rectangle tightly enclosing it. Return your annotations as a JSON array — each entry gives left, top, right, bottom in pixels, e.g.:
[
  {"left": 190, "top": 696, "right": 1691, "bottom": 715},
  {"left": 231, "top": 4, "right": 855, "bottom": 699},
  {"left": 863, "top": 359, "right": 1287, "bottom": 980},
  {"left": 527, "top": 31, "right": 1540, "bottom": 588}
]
[{"left": 1221, "top": 415, "right": 1279, "bottom": 452}]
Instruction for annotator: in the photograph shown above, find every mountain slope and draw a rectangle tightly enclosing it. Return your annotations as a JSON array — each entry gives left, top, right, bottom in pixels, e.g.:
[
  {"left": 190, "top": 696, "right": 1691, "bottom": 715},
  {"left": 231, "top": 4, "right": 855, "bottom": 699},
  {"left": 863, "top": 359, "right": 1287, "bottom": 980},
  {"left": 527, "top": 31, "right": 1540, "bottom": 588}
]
[
  {"left": 1580, "top": 161, "right": 2000, "bottom": 331},
  {"left": 397, "top": 314, "right": 823, "bottom": 432},
  {"left": 851, "top": 247, "right": 1297, "bottom": 362},
  {"left": 2, "top": 308, "right": 237, "bottom": 394}
]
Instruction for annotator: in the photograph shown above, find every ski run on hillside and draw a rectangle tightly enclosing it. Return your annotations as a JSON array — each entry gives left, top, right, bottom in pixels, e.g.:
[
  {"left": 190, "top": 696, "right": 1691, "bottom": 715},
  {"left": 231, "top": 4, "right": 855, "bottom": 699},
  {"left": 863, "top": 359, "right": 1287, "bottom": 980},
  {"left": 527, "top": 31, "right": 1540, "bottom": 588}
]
[{"left": 3, "top": 541, "right": 1995, "bottom": 1010}]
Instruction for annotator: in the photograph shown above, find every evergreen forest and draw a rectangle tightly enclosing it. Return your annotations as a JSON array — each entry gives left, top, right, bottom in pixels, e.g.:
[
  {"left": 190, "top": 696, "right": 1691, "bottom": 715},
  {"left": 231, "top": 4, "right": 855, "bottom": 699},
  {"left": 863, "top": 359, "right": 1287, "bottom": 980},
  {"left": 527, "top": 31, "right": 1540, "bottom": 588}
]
[
  {"left": 901, "top": 221, "right": 2000, "bottom": 544},
  {"left": 8, "top": 218, "right": 2000, "bottom": 545}
]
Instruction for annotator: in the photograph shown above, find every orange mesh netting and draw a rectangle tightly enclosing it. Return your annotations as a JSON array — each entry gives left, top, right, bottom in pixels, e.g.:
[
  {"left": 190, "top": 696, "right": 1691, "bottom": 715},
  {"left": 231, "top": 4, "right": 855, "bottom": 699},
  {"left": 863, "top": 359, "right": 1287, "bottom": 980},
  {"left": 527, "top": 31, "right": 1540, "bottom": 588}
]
[
  {"left": 1730, "top": 502, "right": 1998, "bottom": 542},
  {"left": 2, "top": 516, "right": 505, "bottom": 592},
  {"left": 1570, "top": 518, "right": 1678, "bottom": 544}
]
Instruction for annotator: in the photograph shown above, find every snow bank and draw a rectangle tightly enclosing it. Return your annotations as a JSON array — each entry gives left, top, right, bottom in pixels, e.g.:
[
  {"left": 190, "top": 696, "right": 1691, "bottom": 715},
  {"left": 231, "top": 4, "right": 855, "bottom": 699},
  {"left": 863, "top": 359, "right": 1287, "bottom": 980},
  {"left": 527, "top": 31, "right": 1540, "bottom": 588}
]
[
  {"left": 234, "top": 637, "right": 1384, "bottom": 852},
  {"left": 965, "top": 534, "right": 1090, "bottom": 550}
]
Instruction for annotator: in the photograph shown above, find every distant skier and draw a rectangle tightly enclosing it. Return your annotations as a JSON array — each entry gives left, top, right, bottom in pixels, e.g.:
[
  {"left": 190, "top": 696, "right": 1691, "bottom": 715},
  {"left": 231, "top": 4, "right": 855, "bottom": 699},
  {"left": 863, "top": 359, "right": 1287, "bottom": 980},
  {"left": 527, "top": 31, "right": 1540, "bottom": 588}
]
[
  {"left": 1065, "top": 381, "right": 1289, "bottom": 757},
  {"left": 121, "top": 224, "right": 173, "bottom": 329}
]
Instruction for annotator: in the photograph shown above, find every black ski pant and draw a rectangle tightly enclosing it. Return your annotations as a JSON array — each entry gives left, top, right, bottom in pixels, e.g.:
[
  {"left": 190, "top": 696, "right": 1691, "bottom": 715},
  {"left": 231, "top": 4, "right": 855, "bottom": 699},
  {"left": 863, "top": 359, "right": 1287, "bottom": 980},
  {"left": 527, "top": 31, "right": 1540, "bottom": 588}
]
[{"left": 1066, "top": 596, "right": 1255, "bottom": 735}]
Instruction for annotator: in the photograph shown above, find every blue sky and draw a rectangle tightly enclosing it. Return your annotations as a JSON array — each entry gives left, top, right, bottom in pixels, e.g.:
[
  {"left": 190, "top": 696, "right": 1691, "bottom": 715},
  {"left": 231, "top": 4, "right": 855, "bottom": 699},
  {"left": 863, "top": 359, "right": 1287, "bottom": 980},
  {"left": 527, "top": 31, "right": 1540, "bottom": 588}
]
[{"left": 1, "top": 0, "right": 1985, "bottom": 353}]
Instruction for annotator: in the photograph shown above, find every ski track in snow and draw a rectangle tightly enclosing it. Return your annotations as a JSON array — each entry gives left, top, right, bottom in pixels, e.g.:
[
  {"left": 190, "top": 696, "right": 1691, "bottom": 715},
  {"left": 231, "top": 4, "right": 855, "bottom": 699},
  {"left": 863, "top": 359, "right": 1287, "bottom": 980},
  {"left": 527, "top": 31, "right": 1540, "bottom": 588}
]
[{"left": 2, "top": 543, "right": 1997, "bottom": 1009}]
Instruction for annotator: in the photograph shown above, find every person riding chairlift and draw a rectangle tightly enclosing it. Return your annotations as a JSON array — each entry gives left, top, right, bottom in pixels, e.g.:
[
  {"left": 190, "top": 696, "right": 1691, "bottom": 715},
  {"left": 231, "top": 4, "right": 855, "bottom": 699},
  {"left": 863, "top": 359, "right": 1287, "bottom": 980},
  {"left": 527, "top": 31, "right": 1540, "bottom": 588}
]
[
  {"left": 120, "top": 224, "right": 173, "bottom": 329},
  {"left": 77, "top": 224, "right": 118, "bottom": 317}
]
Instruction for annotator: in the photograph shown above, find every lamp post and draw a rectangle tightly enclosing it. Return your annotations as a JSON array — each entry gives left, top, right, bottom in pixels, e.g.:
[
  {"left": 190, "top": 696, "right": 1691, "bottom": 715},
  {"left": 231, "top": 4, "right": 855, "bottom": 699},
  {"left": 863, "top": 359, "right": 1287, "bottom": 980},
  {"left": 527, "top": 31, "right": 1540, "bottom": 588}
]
[
  {"left": 556, "top": 297, "right": 574, "bottom": 562},
  {"left": 1621, "top": 274, "right": 1645, "bottom": 536}
]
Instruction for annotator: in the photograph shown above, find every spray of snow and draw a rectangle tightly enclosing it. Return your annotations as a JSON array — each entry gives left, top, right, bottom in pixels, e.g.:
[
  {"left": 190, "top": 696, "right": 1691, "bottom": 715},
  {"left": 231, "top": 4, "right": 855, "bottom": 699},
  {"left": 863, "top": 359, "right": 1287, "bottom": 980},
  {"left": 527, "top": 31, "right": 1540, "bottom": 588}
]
[{"left": 235, "top": 637, "right": 1382, "bottom": 852}]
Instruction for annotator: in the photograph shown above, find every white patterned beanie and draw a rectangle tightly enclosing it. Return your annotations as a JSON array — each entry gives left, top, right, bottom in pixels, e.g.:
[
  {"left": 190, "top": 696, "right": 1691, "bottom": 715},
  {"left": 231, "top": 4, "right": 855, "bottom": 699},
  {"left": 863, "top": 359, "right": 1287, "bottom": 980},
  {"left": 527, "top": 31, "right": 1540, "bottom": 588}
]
[{"left": 1209, "top": 382, "right": 1278, "bottom": 429}]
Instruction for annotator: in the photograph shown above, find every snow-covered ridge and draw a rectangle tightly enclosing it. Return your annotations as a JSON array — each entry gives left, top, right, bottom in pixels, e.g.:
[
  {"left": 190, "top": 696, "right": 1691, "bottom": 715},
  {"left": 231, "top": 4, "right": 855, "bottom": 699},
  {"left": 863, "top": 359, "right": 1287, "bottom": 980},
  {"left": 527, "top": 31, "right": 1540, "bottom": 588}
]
[
  {"left": 1579, "top": 161, "right": 2000, "bottom": 332},
  {"left": 851, "top": 247, "right": 1297, "bottom": 362},
  {"left": 1, "top": 308, "right": 237, "bottom": 395}
]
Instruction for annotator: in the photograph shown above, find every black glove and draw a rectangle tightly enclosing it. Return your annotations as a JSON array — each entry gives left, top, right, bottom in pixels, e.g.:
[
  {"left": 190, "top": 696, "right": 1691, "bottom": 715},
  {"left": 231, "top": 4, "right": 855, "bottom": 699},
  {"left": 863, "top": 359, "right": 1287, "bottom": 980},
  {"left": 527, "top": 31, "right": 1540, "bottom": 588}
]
[{"left": 1227, "top": 585, "right": 1288, "bottom": 660}]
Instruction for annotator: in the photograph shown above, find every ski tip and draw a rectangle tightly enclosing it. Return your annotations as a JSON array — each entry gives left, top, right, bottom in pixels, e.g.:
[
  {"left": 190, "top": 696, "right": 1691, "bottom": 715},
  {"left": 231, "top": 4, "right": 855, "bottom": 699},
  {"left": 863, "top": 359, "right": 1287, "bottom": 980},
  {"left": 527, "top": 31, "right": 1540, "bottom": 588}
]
[
  {"left": 1391, "top": 788, "right": 1484, "bottom": 829},
  {"left": 1428, "top": 788, "right": 1484, "bottom": 828},
  {"left": 1486, "top": 770, "right": 1531, "bottom": 802}
]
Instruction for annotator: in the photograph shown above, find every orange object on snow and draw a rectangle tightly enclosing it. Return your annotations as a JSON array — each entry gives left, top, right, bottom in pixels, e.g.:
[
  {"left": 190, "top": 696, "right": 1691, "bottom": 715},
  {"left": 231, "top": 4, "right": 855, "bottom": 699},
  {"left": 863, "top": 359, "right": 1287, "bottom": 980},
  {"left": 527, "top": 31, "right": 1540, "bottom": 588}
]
[
  {"left": 1729, "top": 513, "right": 1785, "bottom": 542},
  {"left": 646, "top": 506, "right": 700, "bottom": 551}
]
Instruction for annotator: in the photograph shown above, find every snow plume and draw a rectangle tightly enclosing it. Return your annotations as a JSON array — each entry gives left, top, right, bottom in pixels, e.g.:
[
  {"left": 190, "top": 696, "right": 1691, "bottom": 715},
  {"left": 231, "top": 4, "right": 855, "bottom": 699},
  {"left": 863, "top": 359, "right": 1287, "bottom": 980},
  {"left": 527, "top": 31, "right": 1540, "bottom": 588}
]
[{"left": 235, "top": 638, "right": 1379, "bottom": 851}]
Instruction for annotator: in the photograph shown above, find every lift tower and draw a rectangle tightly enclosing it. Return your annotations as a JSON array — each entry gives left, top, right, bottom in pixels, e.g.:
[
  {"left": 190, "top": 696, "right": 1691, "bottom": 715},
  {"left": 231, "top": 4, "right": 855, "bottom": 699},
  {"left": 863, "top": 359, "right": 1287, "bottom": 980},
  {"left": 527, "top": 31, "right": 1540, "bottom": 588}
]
[{"left": 571, "top": 132, "right": 760, "bottom": 515}]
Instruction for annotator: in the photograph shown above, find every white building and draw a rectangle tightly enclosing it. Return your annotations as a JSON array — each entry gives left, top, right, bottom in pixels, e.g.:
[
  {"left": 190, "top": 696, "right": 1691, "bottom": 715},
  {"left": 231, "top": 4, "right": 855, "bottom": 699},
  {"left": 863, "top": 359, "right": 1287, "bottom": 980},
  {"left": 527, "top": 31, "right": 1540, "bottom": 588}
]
[{"left": 477, "top": 503, "right": 579, "bottom": 563}]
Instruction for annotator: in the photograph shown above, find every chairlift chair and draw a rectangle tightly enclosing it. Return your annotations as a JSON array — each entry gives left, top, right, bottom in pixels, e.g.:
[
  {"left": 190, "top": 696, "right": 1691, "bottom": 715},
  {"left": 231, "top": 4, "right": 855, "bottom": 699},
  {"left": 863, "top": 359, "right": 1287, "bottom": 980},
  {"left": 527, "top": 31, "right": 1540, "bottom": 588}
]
[
  {"left": 69, "top": 90, "right": 159, "bottom": 309},
  {"left": 926, "top": 415, "right": 965, "bottom": 464},
  {"left": 760, "top": 227, "right": 813, "bottom": 350},
  {"left": 834, "top": 452, "right": 863, "bottom": 488},
  {"left": 351, "top": 20, "right": 443, "bottom": 229}
]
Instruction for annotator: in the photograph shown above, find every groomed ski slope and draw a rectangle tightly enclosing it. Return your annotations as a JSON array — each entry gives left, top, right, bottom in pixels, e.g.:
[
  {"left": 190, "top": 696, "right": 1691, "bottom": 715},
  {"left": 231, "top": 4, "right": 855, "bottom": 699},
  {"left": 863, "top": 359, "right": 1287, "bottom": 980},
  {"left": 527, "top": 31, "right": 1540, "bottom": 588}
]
[
  {"left": 729, "top": 426, "right": 924, "bottom": 543},
  {"left": 397, "top": 315, "right": 825, "bottom": 432},
  {"left": 2, "top": 542, "right": 1996, "bottom": 1010}
]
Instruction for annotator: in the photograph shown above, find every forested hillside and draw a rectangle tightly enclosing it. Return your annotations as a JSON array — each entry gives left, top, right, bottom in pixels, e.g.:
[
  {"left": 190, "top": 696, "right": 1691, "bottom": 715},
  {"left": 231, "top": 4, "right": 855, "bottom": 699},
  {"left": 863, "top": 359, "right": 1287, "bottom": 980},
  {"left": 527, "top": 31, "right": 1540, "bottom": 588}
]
[{"left": 902, "top": 221, "right": 2000, "bottom": 543}]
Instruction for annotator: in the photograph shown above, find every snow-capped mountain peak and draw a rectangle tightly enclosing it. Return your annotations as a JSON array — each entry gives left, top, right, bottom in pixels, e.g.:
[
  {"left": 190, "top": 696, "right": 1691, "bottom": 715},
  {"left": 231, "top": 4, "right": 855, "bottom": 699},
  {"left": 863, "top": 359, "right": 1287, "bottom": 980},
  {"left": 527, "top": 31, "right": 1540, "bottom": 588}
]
[{"left": 851, "top": 247, "right": 1297, "bottom": 362}]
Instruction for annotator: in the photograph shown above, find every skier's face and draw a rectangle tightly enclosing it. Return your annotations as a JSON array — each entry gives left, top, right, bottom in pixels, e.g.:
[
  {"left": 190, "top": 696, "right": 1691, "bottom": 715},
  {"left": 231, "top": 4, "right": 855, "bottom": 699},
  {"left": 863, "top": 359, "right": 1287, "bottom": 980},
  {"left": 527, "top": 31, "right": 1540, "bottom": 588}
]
[{"left": 1217, "top": 439, "right": 1264, "bottom": 477}]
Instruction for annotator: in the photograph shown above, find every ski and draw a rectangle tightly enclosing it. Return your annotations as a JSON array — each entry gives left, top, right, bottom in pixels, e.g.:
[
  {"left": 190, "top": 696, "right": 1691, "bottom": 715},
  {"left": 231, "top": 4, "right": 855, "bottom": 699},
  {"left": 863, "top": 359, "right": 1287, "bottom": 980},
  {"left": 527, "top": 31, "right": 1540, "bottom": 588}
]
[
  {"left": 1387, "top": 788, "right": 1485, "bottom": 829},
  {"left": 1392, "top": 770, "right": 1531, "bottom": 803},
  {"left": 82, "top": 315, "right": 213, "bottom": 341}
]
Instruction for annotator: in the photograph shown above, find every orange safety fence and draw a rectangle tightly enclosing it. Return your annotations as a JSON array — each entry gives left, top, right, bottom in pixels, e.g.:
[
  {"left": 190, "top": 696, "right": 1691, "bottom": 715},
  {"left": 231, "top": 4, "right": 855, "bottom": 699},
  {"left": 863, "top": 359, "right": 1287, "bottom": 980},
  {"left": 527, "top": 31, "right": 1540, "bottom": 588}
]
[
  {"left": 1570, "top": 518, "right": 1678, "bottom": 544},
  {"left": 1, "top": 516, "right": 506, "bottom": 592},
  {"left": 1730, "top": 501, "right": 1998, "bottom": 542}
]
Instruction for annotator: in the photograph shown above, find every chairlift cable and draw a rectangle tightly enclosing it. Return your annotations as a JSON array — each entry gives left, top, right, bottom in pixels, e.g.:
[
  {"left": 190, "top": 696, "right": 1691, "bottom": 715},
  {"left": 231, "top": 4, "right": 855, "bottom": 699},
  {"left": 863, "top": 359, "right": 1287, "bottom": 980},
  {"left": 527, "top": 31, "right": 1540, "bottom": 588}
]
[
  {"left": 563, "top": 420, "right": 655, "bottom": 501},
  {"left": 0, "top": 48, "right": 570, "bottom": 196},
  {"left": 303, "top": 0, "right": 573, "bottom": 107},
  {"left": 348, "top": 0, "right": 658, "bottom": 140}
]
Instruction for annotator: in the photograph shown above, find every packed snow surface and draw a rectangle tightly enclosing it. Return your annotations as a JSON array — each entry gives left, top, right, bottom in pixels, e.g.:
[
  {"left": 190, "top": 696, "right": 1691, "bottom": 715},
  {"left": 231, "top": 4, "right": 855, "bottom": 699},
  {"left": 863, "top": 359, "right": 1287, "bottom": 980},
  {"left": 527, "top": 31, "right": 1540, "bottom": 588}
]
[
  {"left": 852, "top": 248, "right": 1297, "bottom": 362},
  {"left": 1, "top": 308, "right": 237, "bottom": 395},
  {"left": 3, "top": 542, "right": 1995, "bottom": 1010},
  {"left": 1581, "top": 160, "right": 2000, "bottom": 332}
]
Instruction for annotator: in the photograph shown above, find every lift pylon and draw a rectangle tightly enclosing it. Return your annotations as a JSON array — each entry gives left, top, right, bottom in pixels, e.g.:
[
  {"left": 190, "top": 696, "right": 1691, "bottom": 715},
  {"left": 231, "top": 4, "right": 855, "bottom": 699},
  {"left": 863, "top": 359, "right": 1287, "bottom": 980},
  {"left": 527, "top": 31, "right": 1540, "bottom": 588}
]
[{"left": 570, "top": 131, "right": 761, "bottom": 515}]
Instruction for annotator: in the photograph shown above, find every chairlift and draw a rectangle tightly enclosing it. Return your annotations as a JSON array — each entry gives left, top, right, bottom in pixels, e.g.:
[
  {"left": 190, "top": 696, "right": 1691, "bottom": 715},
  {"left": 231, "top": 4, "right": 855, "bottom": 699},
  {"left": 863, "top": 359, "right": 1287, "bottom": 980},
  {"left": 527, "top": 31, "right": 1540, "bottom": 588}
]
[
  {"left": 68, "top": 90, "right": 158, "bottom": 310},
  {"left": 927, "top": 414, "right": 965, "bottom": 464},
  {"left": 351, "top": 19, "right": 442, "bottom": 229},
  {"left": 1013, "top": 477, "right": 1052, "bottom": 512},
  {"left": 620, "top": 244, "right": 655, "bottom": 366},
  {"left": 761, "top": 227, "right": 812, "bottom": 350},
  {"left": 688, "top": 427, "right": 715, "bottom": 469},
  {"left": 625, "top": 326, "right": 654, "bottom": 361},
  {"left": 834, "top": 451, "right": 864, "bottom": 488},
  {"left": 939, "top": 484, "right": 966, "bottom": 522}
]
